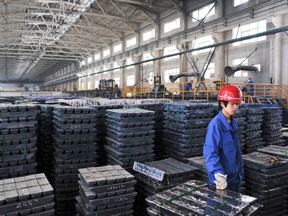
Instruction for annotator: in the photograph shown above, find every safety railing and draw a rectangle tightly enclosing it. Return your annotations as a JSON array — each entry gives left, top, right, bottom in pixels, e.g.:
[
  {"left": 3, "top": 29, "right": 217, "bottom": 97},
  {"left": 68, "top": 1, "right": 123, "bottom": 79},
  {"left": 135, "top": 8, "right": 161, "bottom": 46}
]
[{"left": 122, "top": 81, "right": 288, "bottom": 108}]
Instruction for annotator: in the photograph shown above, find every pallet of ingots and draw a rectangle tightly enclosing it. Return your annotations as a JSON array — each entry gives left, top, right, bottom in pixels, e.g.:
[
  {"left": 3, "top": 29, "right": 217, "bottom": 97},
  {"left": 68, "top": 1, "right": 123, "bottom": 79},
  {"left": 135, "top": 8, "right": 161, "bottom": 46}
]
[
  {"left": 36, "top": 105, "right": 54, "bottom": 182},
  {"left": 126, "top": 100, "right": 166, "bottom": 160},
  {"left": 133, "top": 158, "right": 197, "bottom": 216},
  {"left": 240, "top": 104, "right": 264, "bottom": 154},
  {"left": 243, "top": 151, "right": 288, "bottom": 216},
  {"left": 0, "top": 104, "right": 39, "bottom": 179},
  {"left": 257, "top": 144, "right": 288, "bottom": 213},
  {"left": 146, "top": 179, "right": 261, "bottom": 216},
  {"left": 76, "top": 165, "right": 136, "bottom": 216},
  {"left": 163, "top": 102, "right": 217, "bottom": 161},
  {"left": 261, "top": 106, "right": 285, "bottom": 146},
  {"left": 52, "top": 105, "right": 98, "bottom": 216},
  {"left": 0, "top": 173, "right": 54, "bottom": 215},
  {"left": 90, "top": 103, "right": 124, "bottom": 166},
  {"left": 234, "top": 107, "right": 248, "bottom": 152},
  {"left": 105, "top": 108, "right": 155, "bottom": 169},
  {"left": 186, "top": 156, "right": 208, "bottom": 182}
]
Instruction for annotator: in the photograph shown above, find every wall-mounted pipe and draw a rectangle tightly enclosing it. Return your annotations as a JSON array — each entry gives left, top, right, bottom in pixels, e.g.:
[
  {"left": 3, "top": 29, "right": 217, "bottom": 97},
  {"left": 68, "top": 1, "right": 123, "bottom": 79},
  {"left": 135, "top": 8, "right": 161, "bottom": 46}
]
[
  {"left": 224, "top": 65, "right": 259, "bottom": 77},
  {"left": 45, "top": 25, "right": 288, "bottom": 87}
]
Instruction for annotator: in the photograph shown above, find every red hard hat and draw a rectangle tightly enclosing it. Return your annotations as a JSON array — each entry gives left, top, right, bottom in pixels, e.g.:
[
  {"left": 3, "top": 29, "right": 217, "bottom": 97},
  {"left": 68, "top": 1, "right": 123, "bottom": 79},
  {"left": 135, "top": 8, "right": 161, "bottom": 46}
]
[{"left": 217, "top": 85, "right": 243, "bottom": 103}]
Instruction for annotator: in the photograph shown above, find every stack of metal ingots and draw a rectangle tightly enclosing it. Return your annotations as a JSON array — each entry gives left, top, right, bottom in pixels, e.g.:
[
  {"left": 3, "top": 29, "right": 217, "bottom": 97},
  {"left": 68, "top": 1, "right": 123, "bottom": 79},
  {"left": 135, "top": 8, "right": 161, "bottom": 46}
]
[
  {"left": 0, "top": 173, "right": 54, "bottom": 215},
  {"left": 163, "top": 102, "right": 217, "bottom": 161},
  {"left": 126, "top": 100, "right": 166, "bottom": 160},
  {"left": 243, "top": 150, "right": 288, "bottom": 216},
  {"left": 234, "top": 106, "right": 248, "bottom": 152},
  {"left": 105, "top": 108, "right": 155, "bottom": 169},
  {"left": 146, "top": 179, "right": 261, "bottom": 216},
  {"left": 261, "top": 106, "right": 285, "bottom": 146},
  {"left": 186, "top": 156, "right": 208, "bottom": 182},
  {"left": 0, "top": 104, "right": 39, "bottom": 179},
  {"left": 133, "top": 158, "right": 197, "bottom": 216},
  {"left": 52, "top": 105, "right": 98, "bottom": 215},
  {"left": 91, "top": 103, "right": 123, "bottom": 165},
  {"left": 241, "top": 104, "right": 264, "bottom": 153},
  {"left": 76, "top": 165, "right": 137, "bottom": 216},
  {"left": 256, "top": 145, "right": 288, "bottom": 215},
  {"left": 36, "top": 105, "right": 54, "bottom": 183}
]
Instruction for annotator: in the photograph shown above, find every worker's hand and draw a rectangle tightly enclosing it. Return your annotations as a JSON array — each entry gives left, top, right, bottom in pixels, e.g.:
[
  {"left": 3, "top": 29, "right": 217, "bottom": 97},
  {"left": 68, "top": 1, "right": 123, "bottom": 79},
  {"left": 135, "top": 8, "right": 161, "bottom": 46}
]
[{"left": 214, "top": 173, "right": 227, "bottom": 190}]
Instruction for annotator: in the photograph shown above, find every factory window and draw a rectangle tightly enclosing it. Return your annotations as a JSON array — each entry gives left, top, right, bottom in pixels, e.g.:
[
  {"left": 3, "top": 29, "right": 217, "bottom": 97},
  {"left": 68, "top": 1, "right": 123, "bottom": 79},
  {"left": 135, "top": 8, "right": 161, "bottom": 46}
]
[
  {"left": 95, "top": 80, "right": 99, "bottom": 89},
  {"left": 80, "top": 60, "right": 85, "bottom": 67},
  {"left": 103, "top": 48, "right": 110, "bottom": 57},
  {"left": 102, "top": 64, "right": 109, "bottom": 75},
  {"left": 113, "top": 43, "right": 122, "bottom": 53},
  {"left": 114, "top": 77, "right": 120, "bottom": 86},
  {"left": 87, "top": 81, "right": 91, "bottom": 89},
  {"left": 234, "top": 0, "right": 249, "bottom": 7},
  {"left": 143, "top": 28, "right": 155, "bottom": 41},
  {"left": 192, "top": 3, "right": 215, "bottom": 23},
  {"left": 204, "top": 63, "right": 215, "bottom": 79},
  {"left": 164, "top": 17, "right": 180, "bottom": 33},
  {"left": 126, "top": 75, "right": 135, "bottom": 86},
  {"left": 113, "top": 62, "right": 120, "bottom": 72},
  {"left": 149, "top": 72, "right": 154, "bottom": 84},
  {"left": 87, "top": 56, "right": 92, "bottom": 64},
  {"left": 125, "top": 58, "right": 134, "bottom": 69},
  {"left": 142, "top": 53, "right": 153, "bottom": 65},
  {"left": 163, "top": 45, "right": 179, "bottom": 61},
  {"left": 232, "top": 20, "right": 266, "bottom": 46},
  {"left": 94, "top": 53, "right": 100, "bottom": 61},
  {"left": 127, "top": 37, "right": 136, "bottom": 48},
  {"left": 233, "top": 58, "right": 248, "bottom": 77},
  {"left": 164, "top": 68, "right": 179, "bottom": 83},
  {"left": 192, "top": 35, "right": 214, "bottom": 55}
]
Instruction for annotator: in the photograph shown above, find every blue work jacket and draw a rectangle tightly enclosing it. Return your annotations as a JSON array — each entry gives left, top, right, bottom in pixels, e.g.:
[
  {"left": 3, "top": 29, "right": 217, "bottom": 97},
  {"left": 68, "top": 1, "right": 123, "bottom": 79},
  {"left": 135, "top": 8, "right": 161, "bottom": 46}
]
[{"left": 203, "top": 111, "right": 243, "bottom": 185}]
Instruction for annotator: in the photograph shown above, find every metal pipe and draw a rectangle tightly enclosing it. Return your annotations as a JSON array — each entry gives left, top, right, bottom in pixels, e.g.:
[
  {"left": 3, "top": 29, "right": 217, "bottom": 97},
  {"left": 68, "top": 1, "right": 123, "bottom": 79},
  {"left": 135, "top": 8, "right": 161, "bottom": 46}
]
[{"left": 46, "top": 25, "right": 288, "bottom": 86}]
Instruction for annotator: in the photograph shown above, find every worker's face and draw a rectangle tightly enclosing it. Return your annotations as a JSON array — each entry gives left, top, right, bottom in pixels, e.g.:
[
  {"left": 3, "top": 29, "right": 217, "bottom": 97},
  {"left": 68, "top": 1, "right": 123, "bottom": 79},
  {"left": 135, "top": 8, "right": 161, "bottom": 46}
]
[{"left": 221, "top": 101, "right": 239, "bottom": 116}]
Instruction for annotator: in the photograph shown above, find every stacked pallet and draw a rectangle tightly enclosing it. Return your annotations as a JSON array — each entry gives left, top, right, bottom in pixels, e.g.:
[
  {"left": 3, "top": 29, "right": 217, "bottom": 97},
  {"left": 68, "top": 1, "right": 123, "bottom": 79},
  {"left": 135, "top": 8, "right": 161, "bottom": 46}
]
[
  {"left": 93, "top": 104, "right": 123, "bottom": 165},
  {"left": 243, "top": 151, "right": 288, "bottom": 215},
  {"left": 76, "top": 165, "right": 137, "bottom": 216},
  {"left": 36, "top": 105, "right": 54, "bottom": 182},
  {"left": 52, "top": 105, "right": 98, "bottom": 216},
  {"left": 261, "top": 106, "right": 285, "bottom": 146},
  {"left": 0, "top": 104, "right": 39, "bottom": 179},
  {"left": 126, "top": 101, "right": 166, "bottom": 160},
  {"left": 0, "top": 173, "right": 54, "bottom": 215},
  {"left": 105, "top": 108, "right": 155, "bottom": 170},
  {"left": 146, "top": 179, "right": 260, "bottom": 215},
  {"left": 234, "top": 107, "right": 248, "bottom": 152},
  {"left": 257, "top": 145, "right": 288, "bottom": 215},
  {"left": 186, "top": 156, "right": 208, "bottom": 182},
  {"left": 133, "top": 158, "right": 197, "bottom": 215},
  {"left": 163, "top": 102, "right": 217, "bottom": 161},
  {"left": 241, "top": 104, "right": 264, "bottom": 153}
]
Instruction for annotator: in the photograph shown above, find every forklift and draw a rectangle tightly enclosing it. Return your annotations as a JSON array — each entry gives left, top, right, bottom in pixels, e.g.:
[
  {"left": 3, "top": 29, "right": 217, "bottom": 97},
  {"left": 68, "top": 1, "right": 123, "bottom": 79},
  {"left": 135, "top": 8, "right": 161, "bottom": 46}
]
[{"left": 98, "top": 79, "right": 121, "bottom": 99}]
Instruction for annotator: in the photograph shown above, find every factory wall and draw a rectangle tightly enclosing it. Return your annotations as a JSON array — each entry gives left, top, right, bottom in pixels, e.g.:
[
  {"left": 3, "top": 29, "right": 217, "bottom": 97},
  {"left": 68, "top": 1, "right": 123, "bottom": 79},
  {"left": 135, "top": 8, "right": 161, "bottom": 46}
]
[{"left": 45, "top": 0, "right": 288, "bottom": 91}]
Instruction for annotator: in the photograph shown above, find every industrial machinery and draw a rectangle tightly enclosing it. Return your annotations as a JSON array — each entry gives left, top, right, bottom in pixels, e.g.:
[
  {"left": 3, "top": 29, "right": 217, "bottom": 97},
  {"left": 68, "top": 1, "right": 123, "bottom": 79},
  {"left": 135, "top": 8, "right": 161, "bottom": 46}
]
[
  {"left": 151, "top": 75, "right": 171, "bottom": 97},
  {"left": 97, "top": 79, "right": 121, "bottom": 99}
]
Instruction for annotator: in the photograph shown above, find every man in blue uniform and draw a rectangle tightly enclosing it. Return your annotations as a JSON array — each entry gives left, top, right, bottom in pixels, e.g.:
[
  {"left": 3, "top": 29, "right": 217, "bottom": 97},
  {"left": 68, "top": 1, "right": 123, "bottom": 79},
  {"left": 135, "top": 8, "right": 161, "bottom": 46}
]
[
  {"left": 184, "top": 80, "right": 193, "bottom": 91},
  {"left": 203, "top": 85, "right": 243, "bottom": 192}
]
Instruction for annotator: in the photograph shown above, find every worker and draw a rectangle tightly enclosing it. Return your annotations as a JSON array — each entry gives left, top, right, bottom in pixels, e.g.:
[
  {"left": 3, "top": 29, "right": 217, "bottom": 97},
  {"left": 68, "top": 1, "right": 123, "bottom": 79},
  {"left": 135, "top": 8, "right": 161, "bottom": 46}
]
[
  {"left": 203, "top": 85, "right": 243, "bottom": 193},
  {"left": 184, "top": 80, "right": 193, "bottom": 91},
  {"left": 247, "top": 78, "right": 254, "bottom": 96}
]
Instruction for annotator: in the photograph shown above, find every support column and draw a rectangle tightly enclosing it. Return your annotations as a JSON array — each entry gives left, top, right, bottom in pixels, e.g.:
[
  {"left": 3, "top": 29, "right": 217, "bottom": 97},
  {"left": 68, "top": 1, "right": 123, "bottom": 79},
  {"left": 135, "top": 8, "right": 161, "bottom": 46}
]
[
  {"left": 176, "top": 43, "right": 189, "bottom": 83},
  {"left": 274, "top": 15, "right": 282, "bottom": 84},
  {"left": 132, "top": 54, "right": 142, "bottom": 85},
  {"left": 117, "top": 60, "right": 125, "bottom": 88},
  {"left": 151, "top": 49, "right": 163, "bottom": 81},
  {"left": 213, "top": 32, "right": 225, "bottom": 81}
]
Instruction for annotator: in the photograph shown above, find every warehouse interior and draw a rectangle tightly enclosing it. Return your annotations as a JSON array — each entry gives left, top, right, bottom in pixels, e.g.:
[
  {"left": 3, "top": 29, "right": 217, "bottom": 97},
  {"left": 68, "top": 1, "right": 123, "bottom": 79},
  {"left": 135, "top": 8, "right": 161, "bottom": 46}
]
[{"left": 0, "top": 0, "right": 288, "bottom": 215}]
